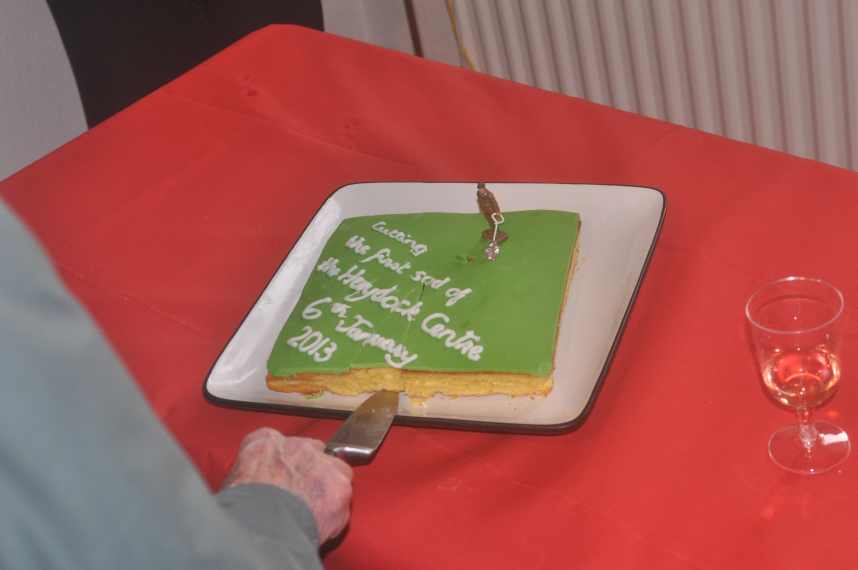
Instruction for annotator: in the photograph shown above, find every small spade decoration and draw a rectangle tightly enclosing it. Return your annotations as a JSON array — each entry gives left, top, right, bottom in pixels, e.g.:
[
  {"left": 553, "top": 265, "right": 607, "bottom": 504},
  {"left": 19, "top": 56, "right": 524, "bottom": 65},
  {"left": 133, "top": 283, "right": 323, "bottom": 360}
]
[
  {"left": 476, "top": 183, "right": 507, "bottom": 261},
  {"left": 484, "top": 231, "right": 501, "bottom": 261}
]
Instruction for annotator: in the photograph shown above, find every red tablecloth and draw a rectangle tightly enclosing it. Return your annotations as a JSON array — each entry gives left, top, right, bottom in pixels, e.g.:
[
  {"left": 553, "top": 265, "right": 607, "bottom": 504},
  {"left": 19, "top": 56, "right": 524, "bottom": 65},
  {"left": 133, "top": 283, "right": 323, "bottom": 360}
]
[{"left": 4, "top": 25, "right": 858, "bottom": 569}]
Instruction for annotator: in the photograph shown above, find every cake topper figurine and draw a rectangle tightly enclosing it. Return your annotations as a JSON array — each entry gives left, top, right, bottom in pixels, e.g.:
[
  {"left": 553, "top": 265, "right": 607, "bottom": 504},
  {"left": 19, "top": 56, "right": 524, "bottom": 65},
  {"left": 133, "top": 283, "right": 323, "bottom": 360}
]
[{"left": 477, "top": 183, "right": 507, "bottom": 261}]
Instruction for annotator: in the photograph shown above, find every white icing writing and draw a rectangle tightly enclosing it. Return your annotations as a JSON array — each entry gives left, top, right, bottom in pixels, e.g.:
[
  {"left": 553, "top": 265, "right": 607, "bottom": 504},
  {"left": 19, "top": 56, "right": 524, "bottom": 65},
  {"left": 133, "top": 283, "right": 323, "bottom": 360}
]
[
  {"left": 302, "top": 297, "right": 330, "bottom": 320},
  {"left": 303, "top": 224, "right": 488, "bottom": 366},
  {"left": 410, "top": 270, "right": 450, "bottom": 290},
  {"left": 285, "top": 325, "right": 337, "bottom": 362},
  {"left": 335, "top": 314, "right": 419, "bottom": 368},
  {"left": 420, "top": 313, "right": 484, "bottom": 361},
  {"left": 444, "top": 287, "right": 472, "bottom": 307},
  {"left": 371, "top": 221, "right": 428, "bottom": 256},
  {"left": 345, "top": 235, "right": 371, "bottom": 255},
  {"left": 331, "top": 302, "right": 351, "bottom": 318},
  {"left": 335, "top": 265, "right": 423, "bottom": 321},
  {"left": 360, "top": 247, "right": 412, "bottom": 275},
  {"left": 317, "top": 257, "right": 341, "bottom": 277},
  {"left": 302, "top": 297, "right": 354, "bottom": 321}
]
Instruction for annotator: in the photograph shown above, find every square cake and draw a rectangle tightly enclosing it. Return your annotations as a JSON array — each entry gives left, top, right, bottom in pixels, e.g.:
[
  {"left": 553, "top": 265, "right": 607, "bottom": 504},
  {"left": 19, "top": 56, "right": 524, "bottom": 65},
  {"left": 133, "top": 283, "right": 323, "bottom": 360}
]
[{"left": 266, "top": 210, "right": 580, "bottom": 398}]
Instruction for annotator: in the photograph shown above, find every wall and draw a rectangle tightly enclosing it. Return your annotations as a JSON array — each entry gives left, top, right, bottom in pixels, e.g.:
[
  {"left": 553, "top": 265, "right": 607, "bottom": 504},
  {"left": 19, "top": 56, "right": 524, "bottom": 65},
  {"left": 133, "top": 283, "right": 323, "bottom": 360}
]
[
  {"left": 0, "top": 0, "right": 86, "bottom": 181},
  {"left": 321, "top": 0, "right": 416, "bottom": 54}
]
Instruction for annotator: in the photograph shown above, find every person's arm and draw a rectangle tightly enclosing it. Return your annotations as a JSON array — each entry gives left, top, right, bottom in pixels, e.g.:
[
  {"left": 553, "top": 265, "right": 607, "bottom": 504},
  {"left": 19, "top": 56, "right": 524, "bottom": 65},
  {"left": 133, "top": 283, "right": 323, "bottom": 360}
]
[
  {"left": 0, "top": 202, "right": 349, "bottom": 569},
  {"left": 221, "top": 428, "right": 353, "bottom": 544}
]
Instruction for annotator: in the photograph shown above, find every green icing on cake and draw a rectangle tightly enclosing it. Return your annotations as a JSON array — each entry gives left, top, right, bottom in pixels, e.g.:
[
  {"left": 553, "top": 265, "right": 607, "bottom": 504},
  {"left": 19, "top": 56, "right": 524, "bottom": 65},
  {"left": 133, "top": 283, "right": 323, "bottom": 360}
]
[{"left": 267, "top": 211, "right": 580, "bottom": 377}]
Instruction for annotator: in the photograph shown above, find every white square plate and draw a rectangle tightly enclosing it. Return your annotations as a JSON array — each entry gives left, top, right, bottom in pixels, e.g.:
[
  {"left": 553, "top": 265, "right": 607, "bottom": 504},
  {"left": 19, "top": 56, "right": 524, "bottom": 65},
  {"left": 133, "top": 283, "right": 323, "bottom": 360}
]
[{"left": 204, "top": 182, "right": 665, "bottom": 433}]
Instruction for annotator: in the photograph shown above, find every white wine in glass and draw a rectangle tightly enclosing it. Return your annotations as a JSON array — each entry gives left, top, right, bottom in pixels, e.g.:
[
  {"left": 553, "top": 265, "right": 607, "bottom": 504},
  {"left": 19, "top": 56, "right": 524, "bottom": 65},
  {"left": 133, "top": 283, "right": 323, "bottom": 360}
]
[
  {"left": 746, "top": 276, "right": 850, "bottom": 475},
  {"left": 762, "top": 348, "right": 840, "bottom": 409}
]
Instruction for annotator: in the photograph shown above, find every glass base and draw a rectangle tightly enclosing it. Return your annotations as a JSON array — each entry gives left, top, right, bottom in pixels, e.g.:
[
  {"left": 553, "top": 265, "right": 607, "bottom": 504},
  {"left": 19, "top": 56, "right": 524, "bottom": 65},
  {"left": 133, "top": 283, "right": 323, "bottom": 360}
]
[{"left": 768, "top": 421, "right": 851, "bottom": 475}]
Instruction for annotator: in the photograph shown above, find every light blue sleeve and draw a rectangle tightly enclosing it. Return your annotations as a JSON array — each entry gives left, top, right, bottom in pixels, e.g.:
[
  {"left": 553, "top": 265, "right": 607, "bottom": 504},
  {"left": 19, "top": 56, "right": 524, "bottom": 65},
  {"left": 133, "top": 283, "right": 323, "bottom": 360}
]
[{"left": 0, "top": 202, "right": 322, "bottom": 570}]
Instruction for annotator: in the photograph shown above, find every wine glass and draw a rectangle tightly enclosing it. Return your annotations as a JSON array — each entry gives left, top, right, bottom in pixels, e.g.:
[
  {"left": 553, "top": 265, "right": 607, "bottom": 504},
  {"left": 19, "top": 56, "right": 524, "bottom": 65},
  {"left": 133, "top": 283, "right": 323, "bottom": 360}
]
[{"left": 745, "top": 276, "right": 850, "bottom": 475}]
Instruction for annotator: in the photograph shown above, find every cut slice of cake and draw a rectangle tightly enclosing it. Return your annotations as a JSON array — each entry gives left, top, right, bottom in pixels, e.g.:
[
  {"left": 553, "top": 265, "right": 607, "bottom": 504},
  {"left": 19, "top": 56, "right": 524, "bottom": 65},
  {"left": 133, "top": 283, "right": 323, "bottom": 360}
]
[{"left": 266, "top": 210, "right": 580, "bottom": 398}]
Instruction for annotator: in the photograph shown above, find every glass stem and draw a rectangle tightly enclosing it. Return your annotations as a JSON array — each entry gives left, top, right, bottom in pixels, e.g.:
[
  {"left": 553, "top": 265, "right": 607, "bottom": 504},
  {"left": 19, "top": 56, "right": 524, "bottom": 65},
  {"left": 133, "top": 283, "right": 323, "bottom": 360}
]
[{"left": 796, "top": 406, "right": 818, "bottom": 452}]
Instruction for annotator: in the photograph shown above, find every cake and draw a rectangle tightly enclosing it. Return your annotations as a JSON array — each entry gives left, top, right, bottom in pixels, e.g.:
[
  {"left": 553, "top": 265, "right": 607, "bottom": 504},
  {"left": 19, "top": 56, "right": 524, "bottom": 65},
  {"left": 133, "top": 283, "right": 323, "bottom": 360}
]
[{"left": 266, "top": 208, "right": 580, "bottom": 399}]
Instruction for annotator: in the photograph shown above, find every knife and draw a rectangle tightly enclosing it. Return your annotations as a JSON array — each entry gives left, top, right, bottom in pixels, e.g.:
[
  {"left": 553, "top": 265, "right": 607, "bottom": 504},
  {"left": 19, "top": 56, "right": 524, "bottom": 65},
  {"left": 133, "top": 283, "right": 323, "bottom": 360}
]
[{"left": 324, "top": 390, "right": 399, "bottom": 464}]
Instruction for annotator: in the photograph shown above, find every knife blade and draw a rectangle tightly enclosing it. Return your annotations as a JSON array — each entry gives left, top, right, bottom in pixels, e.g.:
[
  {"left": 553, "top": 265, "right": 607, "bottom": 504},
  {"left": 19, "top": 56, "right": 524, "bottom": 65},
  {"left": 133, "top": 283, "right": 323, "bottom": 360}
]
[{"left": 324, "top": 390, "right": 399, "bottom": 464}]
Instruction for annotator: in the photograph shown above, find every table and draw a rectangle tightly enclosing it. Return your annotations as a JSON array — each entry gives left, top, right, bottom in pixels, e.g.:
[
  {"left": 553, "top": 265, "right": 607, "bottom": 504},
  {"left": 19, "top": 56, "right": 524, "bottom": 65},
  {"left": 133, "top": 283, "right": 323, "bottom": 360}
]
[{"left": 3, "top": 25, "right": 858, "bottom": 570}]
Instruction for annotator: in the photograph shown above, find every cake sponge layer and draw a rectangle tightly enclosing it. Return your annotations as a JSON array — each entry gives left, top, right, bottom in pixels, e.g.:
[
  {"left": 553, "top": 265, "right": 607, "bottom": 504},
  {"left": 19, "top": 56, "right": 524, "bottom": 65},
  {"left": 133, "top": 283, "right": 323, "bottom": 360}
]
[{"left": 267, "top": 369, "right": 552, "bottom": 399}]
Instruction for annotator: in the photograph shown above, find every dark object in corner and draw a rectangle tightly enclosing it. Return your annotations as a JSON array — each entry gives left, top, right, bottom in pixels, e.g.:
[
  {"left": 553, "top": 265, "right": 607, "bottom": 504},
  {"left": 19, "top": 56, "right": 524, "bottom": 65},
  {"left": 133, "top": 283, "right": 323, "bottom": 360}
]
[{"left": 46, "top": 1, "right": 323, "bottom": 127}]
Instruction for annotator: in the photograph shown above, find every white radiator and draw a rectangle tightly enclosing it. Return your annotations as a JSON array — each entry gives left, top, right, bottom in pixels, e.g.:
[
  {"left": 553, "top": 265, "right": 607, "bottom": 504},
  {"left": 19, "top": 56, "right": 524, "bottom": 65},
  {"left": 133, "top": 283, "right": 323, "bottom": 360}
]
[{"left": 448, "top": 0, "right": 858, "bottom": 171}]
